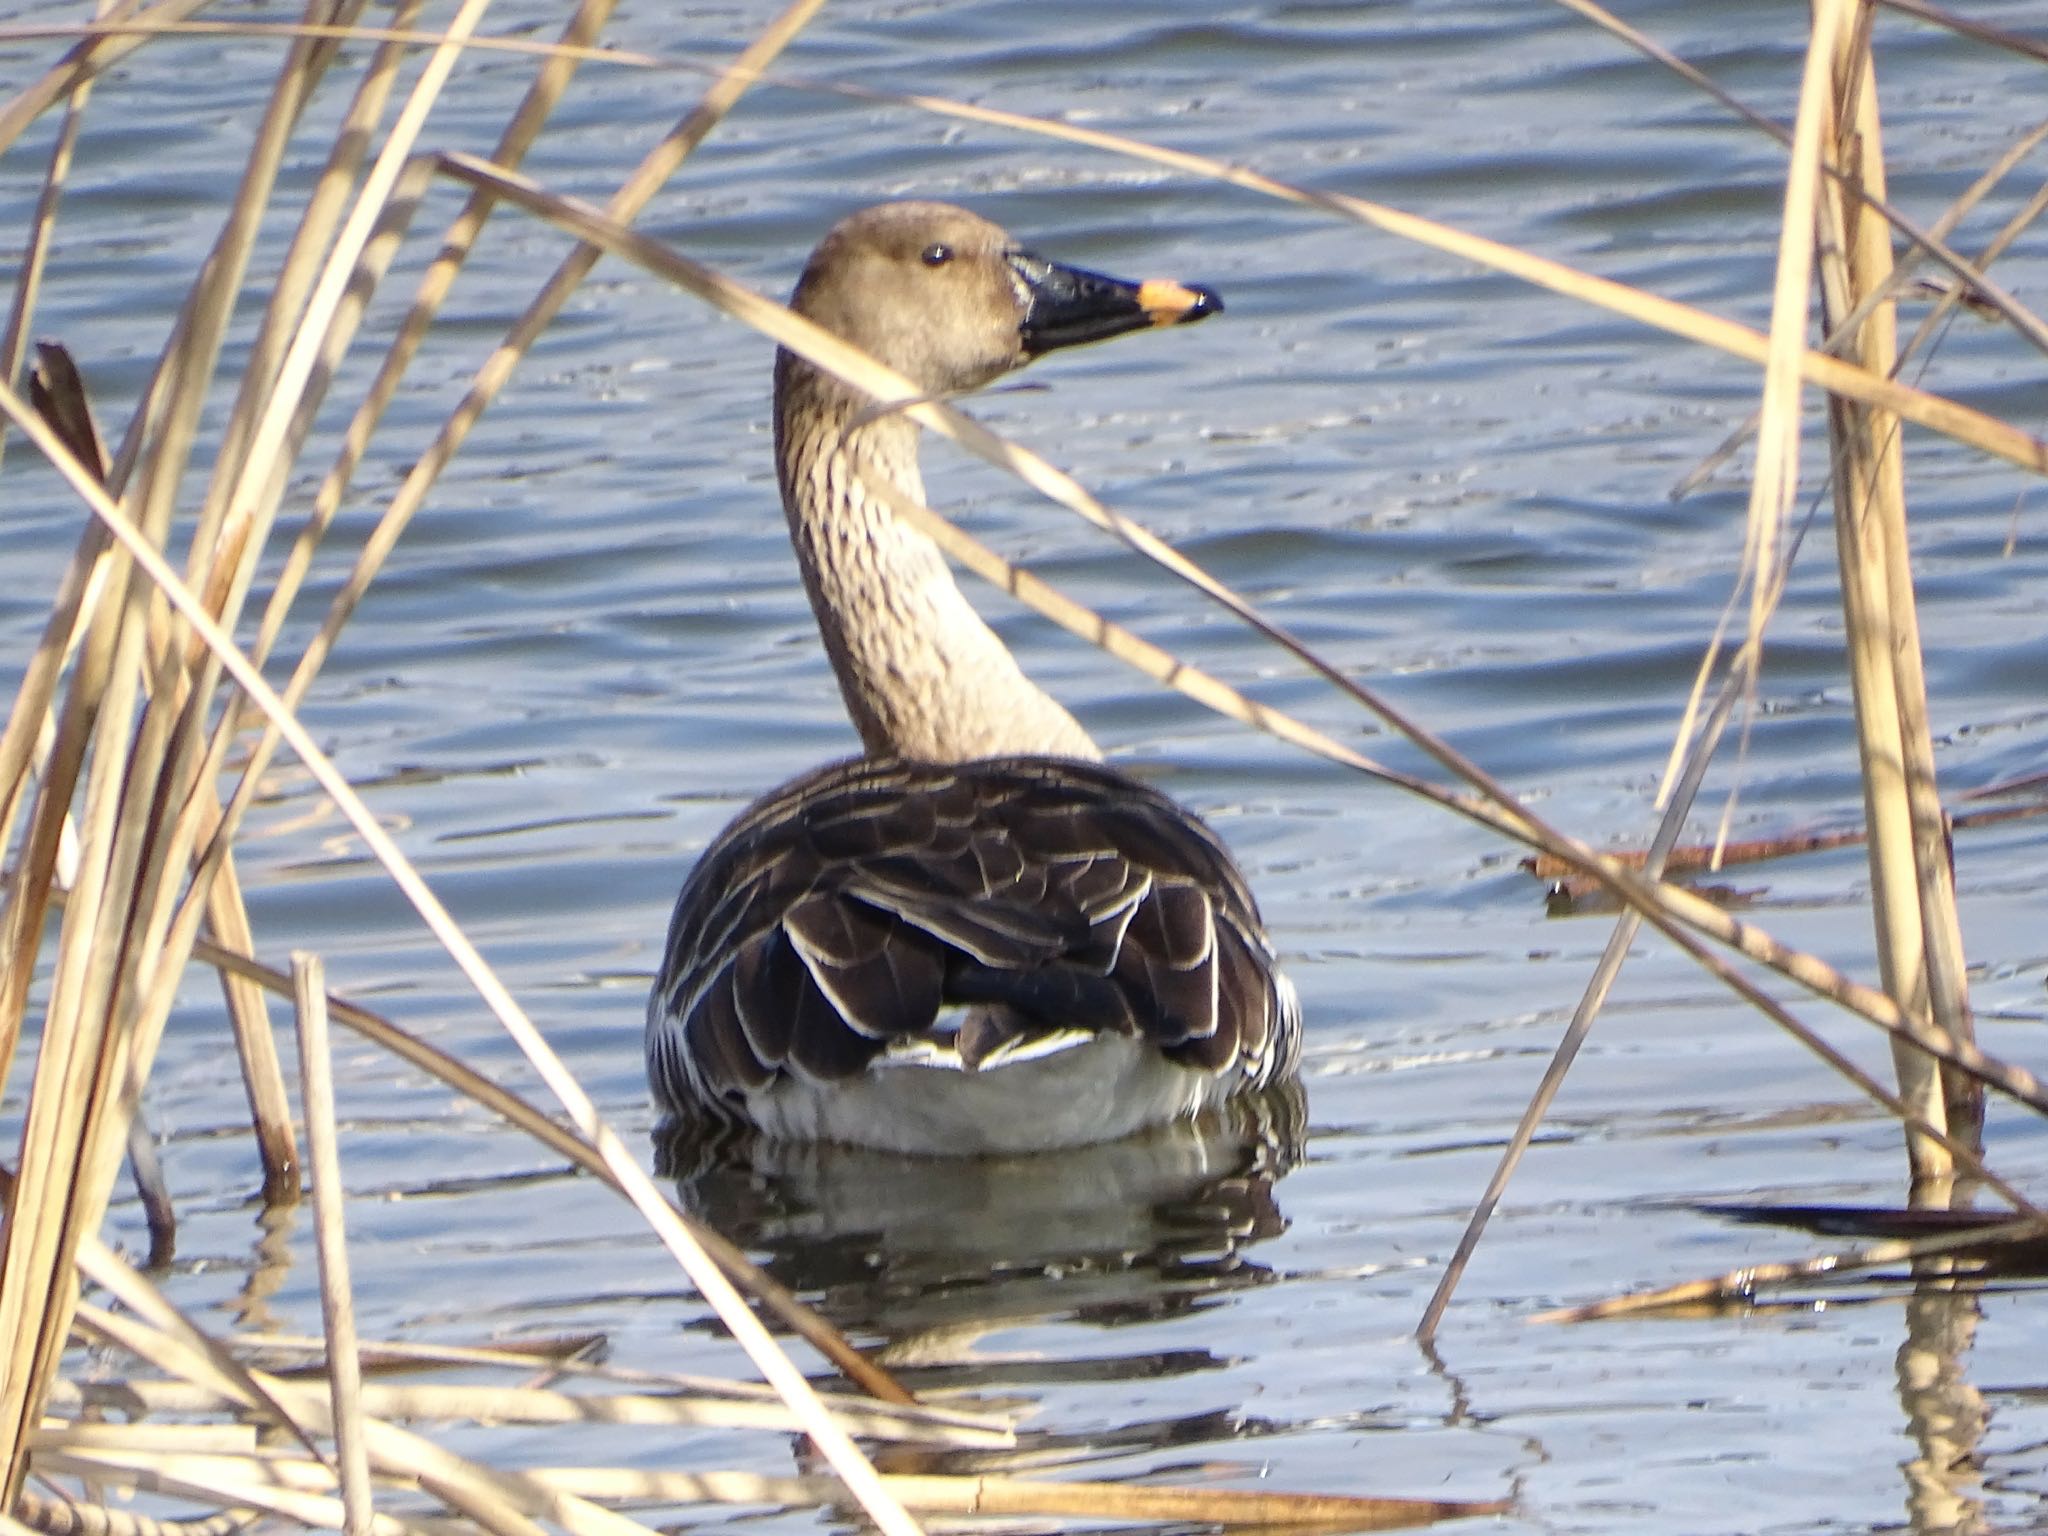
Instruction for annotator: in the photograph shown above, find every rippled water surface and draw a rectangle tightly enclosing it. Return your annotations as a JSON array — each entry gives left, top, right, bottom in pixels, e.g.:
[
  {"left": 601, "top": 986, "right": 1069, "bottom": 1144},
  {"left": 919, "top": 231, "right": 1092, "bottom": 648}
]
[{"left": 5, "top": 2, "right": 2048, "bottom": 1532}]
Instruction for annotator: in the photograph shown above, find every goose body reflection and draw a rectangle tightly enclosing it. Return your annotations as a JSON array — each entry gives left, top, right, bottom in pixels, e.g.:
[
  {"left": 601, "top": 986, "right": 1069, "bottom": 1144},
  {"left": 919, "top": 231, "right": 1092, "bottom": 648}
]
[
  {"left": 647, "top": 203, "right": 1301, "bottom": 1154},
  {"left": 663, "top": 1092, "right": 1303, "bottom": 1363}
]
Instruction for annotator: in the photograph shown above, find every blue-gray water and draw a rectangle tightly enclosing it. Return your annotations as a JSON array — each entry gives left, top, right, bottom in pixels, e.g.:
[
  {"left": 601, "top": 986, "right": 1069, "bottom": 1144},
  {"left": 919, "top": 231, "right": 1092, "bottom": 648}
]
[{"left": 4, "top": 2, "right": 2047, "bottom": 1531}]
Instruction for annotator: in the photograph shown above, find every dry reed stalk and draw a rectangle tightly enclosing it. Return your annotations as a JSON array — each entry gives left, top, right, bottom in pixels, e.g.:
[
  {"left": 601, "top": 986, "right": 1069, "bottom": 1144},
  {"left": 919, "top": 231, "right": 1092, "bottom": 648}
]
[
  {"left": 157, "top": 13, "right": 832, "bottom": 1143},
  {"left": 99, "top": 15, "right": 452, "bottom": 1073},
  {"left": 102, "top": 9, "right": 820, "bottom": 1225},
  {"left": 29, "top": 1425, "right": 261, "bottom": 1457},
  {"left": 83, "top": 0, "right": 912, "bottom": 1421},
  {"left": 202, "top": 867, "right": 298, "bottom": 1206},
  {"left": 37, "top": 1449, "right": 1509, "bottom": 1532},
  {"left": 119, "top": 0, "right": 621, "bottom": 1221},
  {"left": 1814, "top": 10, "right": 1976, "bottom": 1182},
  {"left": 127, "top": 2, "right": 364, "bottom": 575},
  {"left": 1642, "top": 0, "right": 1839, "bottom": 856},
  {"left": 36, "top": 345, "right": 304, "bottom": 1219},
  {"left": 292, "top": 954, "right": 373, "bottom": 1536},
  {"left": 31, "top": 1453, "right": 427, "bottom": 1536},
  {"left": 12, "top": 1488, "right": 260, "bottom": 1536},
  {"left": 1532, "top": 1213, "right": 2048, "bottom": 1322},
  {"left": 1741, "top": 0, "right": 1838, "bottom": 702},
  {"left": 49, "top": 0, "right": 606, "bottom": 1343},
  {"left": 48, "top": 1375, "right": 1008, "bottom": 1448}
]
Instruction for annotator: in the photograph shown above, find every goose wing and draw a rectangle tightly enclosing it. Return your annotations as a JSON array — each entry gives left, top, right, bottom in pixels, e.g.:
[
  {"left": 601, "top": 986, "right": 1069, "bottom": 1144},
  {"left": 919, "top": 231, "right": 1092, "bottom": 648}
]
[{"left": 647, "top": 756, "right": 1298, "bottom": 1124}]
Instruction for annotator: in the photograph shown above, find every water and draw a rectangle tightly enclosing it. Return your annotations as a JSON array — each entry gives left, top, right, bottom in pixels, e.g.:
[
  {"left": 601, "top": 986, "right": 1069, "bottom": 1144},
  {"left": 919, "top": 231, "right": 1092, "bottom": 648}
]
[{"left": 4, "top": 2, "right": 2048, "bottom": 1531}]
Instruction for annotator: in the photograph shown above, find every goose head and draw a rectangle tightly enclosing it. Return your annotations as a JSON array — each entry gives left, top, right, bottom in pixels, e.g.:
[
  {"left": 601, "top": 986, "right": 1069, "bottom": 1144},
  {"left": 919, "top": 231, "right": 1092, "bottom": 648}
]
[
  {"left": 769, "top": 202, "right": 1221, "bottom": 764},
  {"left": 784, "top": 200, "right": 1222, "bottom": 398}
]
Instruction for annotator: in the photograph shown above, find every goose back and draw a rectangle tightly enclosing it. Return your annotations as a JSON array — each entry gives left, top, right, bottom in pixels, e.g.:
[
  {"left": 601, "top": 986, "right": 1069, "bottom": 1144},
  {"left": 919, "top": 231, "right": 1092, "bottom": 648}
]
[{"left": 647, "top": 756, "right": 1300, "bottom": 1153}]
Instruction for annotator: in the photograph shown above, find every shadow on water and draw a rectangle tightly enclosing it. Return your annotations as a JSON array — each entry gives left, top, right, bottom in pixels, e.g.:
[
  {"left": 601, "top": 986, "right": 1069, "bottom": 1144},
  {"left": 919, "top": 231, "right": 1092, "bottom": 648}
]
[{"left": 658, "top": 1085, "right": 1306, "bottom": 1381}]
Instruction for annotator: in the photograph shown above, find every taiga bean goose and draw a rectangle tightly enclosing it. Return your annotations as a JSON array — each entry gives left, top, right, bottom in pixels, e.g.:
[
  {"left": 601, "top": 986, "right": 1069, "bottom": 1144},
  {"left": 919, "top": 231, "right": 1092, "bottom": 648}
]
[{"left": 648, "top": 202, "right": 1300, "bottom": 1154}]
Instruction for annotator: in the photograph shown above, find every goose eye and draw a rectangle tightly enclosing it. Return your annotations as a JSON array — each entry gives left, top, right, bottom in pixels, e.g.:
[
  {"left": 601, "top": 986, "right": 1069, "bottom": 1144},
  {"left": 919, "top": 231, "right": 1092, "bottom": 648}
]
[{"left": 921, "top": 243, "right": 954, "bottom": 268}]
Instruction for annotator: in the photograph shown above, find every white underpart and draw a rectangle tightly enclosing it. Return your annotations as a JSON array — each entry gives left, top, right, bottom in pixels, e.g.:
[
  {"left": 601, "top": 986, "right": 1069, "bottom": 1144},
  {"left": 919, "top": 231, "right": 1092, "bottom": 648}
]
[{"left": 740, "top": 1034, "right": 1229, "bottom": 1156}]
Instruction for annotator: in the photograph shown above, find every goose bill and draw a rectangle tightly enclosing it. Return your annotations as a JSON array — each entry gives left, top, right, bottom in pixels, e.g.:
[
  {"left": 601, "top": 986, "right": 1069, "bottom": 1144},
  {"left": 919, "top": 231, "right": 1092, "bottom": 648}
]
[{"left": 1013, "top": 252, "right": 1223, "bottom": 357}]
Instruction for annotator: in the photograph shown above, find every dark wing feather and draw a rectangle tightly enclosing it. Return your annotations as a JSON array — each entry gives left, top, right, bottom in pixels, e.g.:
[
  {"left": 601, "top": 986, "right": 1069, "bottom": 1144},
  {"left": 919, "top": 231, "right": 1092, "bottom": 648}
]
[
  {"left": 730, "top": 926, "right": 798, "bottom": 1066},
  {"left": 1111, "top": 879, "right": 1221, "bottom": 1049},
  {"left": 784, "top": 894, "right": 943, "bottom": 1042},
  {"left": 647, "top": 755, "right": 1299, "bottom": 1127},
  {"left": 850, "top": 866, "right": 1076, "bottom": 964},
  {"left": 688, "top": 967, "right": 774, "bottom": 1096}
]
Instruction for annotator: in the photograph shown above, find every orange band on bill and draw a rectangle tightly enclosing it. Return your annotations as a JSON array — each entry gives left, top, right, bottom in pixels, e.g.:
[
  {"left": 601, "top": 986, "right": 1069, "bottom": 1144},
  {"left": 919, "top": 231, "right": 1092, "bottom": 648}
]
[{"left": 1136, "top": 278, "right": 1207, "bottom": 325}]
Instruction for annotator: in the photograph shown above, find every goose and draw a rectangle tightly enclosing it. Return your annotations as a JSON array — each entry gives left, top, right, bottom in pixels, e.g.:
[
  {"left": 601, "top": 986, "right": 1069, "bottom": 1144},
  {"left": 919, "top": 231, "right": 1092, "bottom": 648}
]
[{"left": 647, "top": 202, "right": 1301, "bottom": 1155}]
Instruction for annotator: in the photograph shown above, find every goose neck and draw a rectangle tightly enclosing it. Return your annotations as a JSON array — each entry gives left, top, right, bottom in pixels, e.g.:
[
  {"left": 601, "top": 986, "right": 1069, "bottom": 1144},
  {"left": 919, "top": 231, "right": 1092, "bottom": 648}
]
[{"left": 772, "top": 358, "right": 1100, "bottom": 764}]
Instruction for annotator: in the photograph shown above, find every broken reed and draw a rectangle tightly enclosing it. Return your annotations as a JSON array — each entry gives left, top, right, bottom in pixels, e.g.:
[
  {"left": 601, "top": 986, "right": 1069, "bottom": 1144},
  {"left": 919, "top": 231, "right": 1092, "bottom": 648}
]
[{"left": 1814, "top": 15, "right": 1979, "bottom": 1179}]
